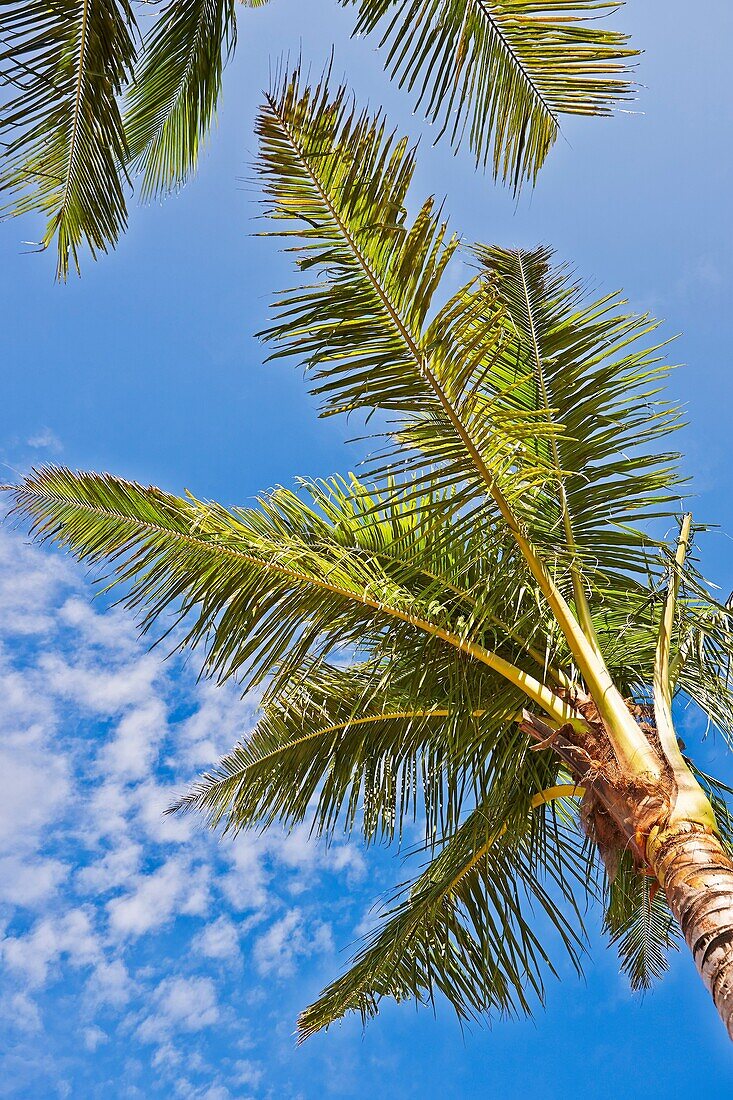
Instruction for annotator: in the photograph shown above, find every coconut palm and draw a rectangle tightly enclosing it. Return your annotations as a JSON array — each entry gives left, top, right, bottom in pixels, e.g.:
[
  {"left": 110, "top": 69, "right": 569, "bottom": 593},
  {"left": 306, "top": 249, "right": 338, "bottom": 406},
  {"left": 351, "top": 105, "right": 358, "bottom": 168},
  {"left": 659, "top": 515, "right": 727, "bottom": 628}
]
[
  {"left": 0, "top": 0, "right": 635, "bottom": 277},
  {"left": 7, "top": 68, "right": 733, "bottom": 1039}
]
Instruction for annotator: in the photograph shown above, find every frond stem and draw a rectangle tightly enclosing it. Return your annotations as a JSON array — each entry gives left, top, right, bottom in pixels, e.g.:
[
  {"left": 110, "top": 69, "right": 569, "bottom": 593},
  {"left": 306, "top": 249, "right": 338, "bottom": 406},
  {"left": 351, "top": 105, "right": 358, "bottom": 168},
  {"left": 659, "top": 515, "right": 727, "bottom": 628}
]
[
  {"left": 473, "top": 0, "right": 554, "bottom": 123},
  {"left": 655, "top": 513, "right": 691, "bottom": 716},
  {"left": 652, "top": 514, "right": 717, "bottom": 829},
  {"left": 239, "top": 708, "right": 493, "bottom": 769},
  {"left": 48, "top": 0, "right": 92, "bottom": 270}
]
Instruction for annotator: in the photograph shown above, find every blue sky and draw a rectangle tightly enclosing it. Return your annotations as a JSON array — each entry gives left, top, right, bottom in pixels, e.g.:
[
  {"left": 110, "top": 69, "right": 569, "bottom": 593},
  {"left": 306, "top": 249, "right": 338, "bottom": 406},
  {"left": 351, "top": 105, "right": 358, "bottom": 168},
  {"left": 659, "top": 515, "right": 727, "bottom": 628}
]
[{"left": 2, "top": 1, "right": 733, "bottom": 1096}]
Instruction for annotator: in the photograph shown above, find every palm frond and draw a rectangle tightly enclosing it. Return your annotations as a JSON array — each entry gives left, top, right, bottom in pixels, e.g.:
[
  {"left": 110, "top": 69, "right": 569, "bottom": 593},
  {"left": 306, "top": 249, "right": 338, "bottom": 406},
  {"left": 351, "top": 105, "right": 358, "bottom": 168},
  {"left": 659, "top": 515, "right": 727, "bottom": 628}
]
[
  {"left": 298, "top": 783, "right": 588, "bottom": 1037},
  {"left": 604, "top": 851, "right": 679, "bottom": 991},
  {"left": 6, "top": 467, "right": 577, "bottom": 726},
  {"left": 256, "top": 68, "right": 682, "bottom": 595},
  {"left": 256, "top": 67, "right": 567, "bottom": 544},
  {"left": 124, "top": 0, "right": 236, "bottom": 199},
  {"left": 342, "top": 0, "right": 636, "bottom": 189},
  {"left": 1, "top": 0, "right": 636, "bottom": 273},
  {"left": 171, "top": 649, "right": 534, "bottom": 845},
  {"left": 672, "top": 586, "right": 733, "bottom": 751},
  {"left": 253, "top": 474, "right": 571, "bottom": 683},
  {"left": 475, "top": 245, "right": 683, "bottom": 588},
  {"left": 0, "top": 0, "right": 137, "bottom": 277},
  {"left": 689, "top": 765, "right": 733, "bottom": 856}
]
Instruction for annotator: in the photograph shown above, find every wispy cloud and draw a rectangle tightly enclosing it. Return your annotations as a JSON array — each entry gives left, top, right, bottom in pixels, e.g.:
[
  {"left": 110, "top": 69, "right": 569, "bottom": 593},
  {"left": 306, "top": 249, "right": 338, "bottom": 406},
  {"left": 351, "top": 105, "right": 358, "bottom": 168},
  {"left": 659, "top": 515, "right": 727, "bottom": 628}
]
[
  {"left": 254, "top": 908, "right": 334, "bottom": 978},
  {"left": 0, "top": 527, "right": 372, "bottom": 1096},
  {"left": 25, "top": 428, "right": 62, "bottom": 453}
]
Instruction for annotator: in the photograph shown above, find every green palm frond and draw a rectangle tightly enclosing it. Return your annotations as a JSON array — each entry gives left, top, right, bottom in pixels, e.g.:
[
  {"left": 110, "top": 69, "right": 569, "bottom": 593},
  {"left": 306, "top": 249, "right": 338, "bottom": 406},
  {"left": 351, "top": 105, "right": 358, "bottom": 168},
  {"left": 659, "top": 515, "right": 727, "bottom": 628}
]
[
  {"left": 600, "top": 531, "right": 733, "bottom": 750},
  {"left": 298, "top": 783, "right": 588, "bottom": 1037},
  {"left": 251, "top": 475, "right": 569, "bottom": 680},
  {"left": 258, "top": 70, "right": 682, "bottom": 581},
  {"left": 1, "top": 0, "right": 637, "bottom": 273},
  {"left": 342, "top": 0, "right": 637, "bottom": 189},
  {"left": 0, "top": 0, "right": 137, "bottom": 277},
  {"left": 257, "top": 69, "right": 564, "bottom": 525},
  {"left": 6, "top": 467, "right": 578, "bottom": 727},
  {"left": 671, "top": 588, "right": 733, "bottom": 750},
  {"left": 257, "top": 69, "right": 463, "bottom": 410},
  {"left": 477, "top": 245, "right": 683, "bottom": 586},
  {"left": 690, "top": 767, "right": 733, "bottom": 856},
  {"left": 604, "top": 851, "right": 679, "bottom": 991},
  {"left": 124, "top": 0, "right": 237, "bottom": 200},
  {"left": 578, "top": 532, "right": 733, "bottom": 751},
  {"left": 170, "top": 648, "right": 535, "bottom": 845}
]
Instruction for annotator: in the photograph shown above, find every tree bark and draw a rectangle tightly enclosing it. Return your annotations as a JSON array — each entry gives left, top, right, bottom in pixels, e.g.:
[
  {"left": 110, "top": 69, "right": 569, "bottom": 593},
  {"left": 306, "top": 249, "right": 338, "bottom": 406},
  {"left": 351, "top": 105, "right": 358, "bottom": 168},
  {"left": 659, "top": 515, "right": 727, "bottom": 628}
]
[{"left": 649, "top": 821, "right": 733, "bottom": 1038}]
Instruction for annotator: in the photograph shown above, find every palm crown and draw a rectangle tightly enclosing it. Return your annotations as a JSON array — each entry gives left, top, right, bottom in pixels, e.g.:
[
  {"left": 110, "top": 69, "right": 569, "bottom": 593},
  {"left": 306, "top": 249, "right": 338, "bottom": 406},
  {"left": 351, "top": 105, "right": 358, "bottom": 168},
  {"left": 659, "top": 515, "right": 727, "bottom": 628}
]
[
  {"left": 7, "top": 67, "right": 733, "bottom": 1038},
  {"left": 0, "top": 0, "right": 635, "bottom": 276}
]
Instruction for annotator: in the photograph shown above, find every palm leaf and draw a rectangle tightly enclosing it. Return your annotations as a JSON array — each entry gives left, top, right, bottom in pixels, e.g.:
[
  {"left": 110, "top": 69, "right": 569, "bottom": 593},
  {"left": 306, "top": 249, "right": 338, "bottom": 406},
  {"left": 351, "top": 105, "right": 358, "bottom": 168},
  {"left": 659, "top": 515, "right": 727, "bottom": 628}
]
[
  {"left": 258, "top": 70, "right": 682, "bottom": 584},
  {"left": 123, "top": 0, "right": 237, "bottom": 199},
  {"left": 477, "top": 245, "right": 683, "bottom": 587},
  {"left": 256, "top": 67, "right": 569, "bottom": 552},
  {"left": 670, "top": 585, "right": 733, "bottom": 751},
  {"left": 604, "top": 851, "right": 679, "bottom": 991},
  {"left": 171, "top": 650, "right": 536, "bottom": 845},
  {"left": 690, "top": 766, "right": 733, "bottom": 856},
  {"left": 342, "top": 0, "right": 637, "bottom": 189},
  {"left": 1, "top": 0, "right": 637, "bottom": 273},
  {"left": 5, "top": 466, "right": 578, "bottom": 727},
  {"left": 0, "top": 0, "right": 137, "bottom": 277},
  {"left": 298, "top": 782, "right": 588, "bottom": 1037}
]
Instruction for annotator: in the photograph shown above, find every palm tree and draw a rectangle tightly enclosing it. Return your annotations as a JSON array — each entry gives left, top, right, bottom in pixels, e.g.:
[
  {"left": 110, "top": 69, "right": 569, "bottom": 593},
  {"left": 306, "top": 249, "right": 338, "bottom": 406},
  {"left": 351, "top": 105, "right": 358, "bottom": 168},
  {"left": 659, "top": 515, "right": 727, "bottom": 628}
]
[
  {"left": 7, "top": 67, "right": 733, "bottom": 1040},
  {"left": 0, "top": 0, "right": 635, "bottom": 277}
]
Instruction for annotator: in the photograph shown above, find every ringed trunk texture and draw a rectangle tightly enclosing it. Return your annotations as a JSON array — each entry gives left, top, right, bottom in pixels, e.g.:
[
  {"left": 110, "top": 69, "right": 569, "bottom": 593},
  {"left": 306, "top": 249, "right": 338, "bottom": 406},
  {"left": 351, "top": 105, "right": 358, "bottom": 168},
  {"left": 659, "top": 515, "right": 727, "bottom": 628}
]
[{"left": 650, "top": 822, "right": 733, "bottom": 1038}]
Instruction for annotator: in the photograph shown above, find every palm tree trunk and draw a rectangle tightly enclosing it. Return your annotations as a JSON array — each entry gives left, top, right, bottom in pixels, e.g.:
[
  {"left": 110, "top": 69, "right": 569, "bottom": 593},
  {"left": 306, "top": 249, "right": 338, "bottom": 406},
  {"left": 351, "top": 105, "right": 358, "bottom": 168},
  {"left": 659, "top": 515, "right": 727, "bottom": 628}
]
[{"left": 650, "top": 821, "right": 733, "bottom": 1038}]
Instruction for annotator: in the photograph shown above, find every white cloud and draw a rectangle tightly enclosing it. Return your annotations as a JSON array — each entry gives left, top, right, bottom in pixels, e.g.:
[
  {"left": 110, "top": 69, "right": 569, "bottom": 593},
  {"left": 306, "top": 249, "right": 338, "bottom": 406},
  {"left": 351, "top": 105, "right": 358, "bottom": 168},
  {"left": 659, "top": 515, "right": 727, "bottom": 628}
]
[
  {"left": 0, "top": 855, "right": 68, "bottom": 907},
  {"left": 220, "top": 835, "right": 270, "bottom": 913},
  {"left": 85, "top": 958, "right": 132, "bottom": 1009},
  {"left": 136, "top": 976, "right": 219, "bottom": 1044},
  {"left": 0, "top": 653, "right": 57, "bottom": 732},
  {"left": 107, "top": 856, "right": 208, "bottom": 939},
  {"left": 99, "top": 698, "right": 168, "bottom": 782},
  {"left": 38, "top": 650, "right": 160, "bottom": 714},
  {"left": 57, "top": 596, "right": 139, "bottom": 654},
  {"left": 76, "top": 839, "right": 142, "bottom": 895},
  {"left": 234, "top": 1060, "right": 263, "bottom": 1091},
  {"left": 83, "top": 1025, "right": 108, "bottom": 1052},
  {"left": 0, "top": 531, "right": 74, "bottom": 636},
  {"left": 0, "top": 526, "right": 370, "bottom": 1096},
  {"left": 176, "top": 680, "right": 262, "bottom": 769},
  {"left": 85, "top": 779, "right": 136, "bottom": 843},
  {"left": 133, "top": 780, "right": 197, "bottom": 845},
  {"left": 273, "top": 823, "right": 365, "bottom": 886},
  {"left": 4, "top": 991, "right": 42, "bottom": 1033},
  {"left": 199, "top": 1088, "right": 231, "bottom": 1100},
  {"left": 193, "top": 916, "right": 241, "bottom": 961},
  {"left": 26, "top": 428, "right": 62, "bottom": 452},
  {"left": 253, "top": 908, "right": 334, "bottom": 978},
  {"left": 1, "top": 908, "right": 100, "bottom": 987},
  {"left": 0, "top": 745, "right": 70, "bottom": 853},
  {"left": 151, "top": 1042, "right": 183, "bottom": 1071}
]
